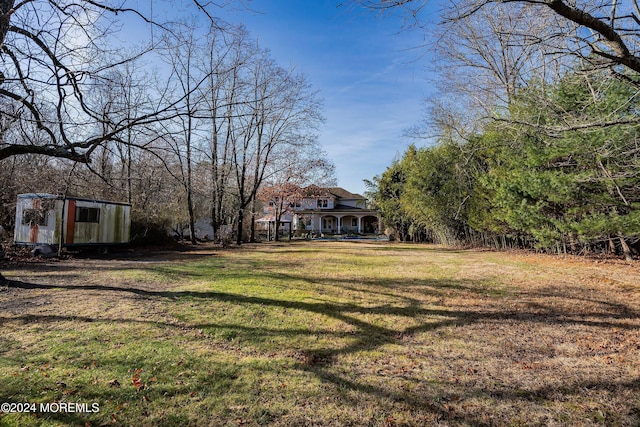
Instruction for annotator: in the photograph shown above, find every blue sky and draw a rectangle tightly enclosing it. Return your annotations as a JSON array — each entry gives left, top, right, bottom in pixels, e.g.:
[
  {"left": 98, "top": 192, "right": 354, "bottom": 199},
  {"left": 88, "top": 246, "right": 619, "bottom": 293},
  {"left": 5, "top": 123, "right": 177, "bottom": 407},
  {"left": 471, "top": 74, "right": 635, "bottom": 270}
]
[{"left": 221, "top": 1, "right": 438, "bottom": 195}]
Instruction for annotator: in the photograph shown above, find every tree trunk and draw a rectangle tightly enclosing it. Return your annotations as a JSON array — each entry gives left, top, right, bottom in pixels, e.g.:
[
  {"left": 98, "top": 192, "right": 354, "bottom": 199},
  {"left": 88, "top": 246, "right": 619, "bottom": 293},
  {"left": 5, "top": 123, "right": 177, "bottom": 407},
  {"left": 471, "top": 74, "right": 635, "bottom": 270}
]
[
  {"left": 186, "top": 121, "right": 197, "bottom": 245},
  {"left": 569, "top": 234, "right": 577, "bottom": 253},
  {"left": 249, "top": 199, "right": 257, "bottom": 243},
  {"left": 211, "top": 205, "right": 219, "bottom": 242},
  {"left": 618, "top": 233, "right": 633, "bottom": 261},
  {"left": 126, "top": 142, "right": 133, "bottom": 205},
  {"left": 187, "top": 187, "right": 197, "bottom": 245},
  {"left": 250, "top": 215, "right": 256, "bottom": 243},
  {"left": 274, "top": 218, "right": 281, "bottom": 242},
  {"left": 236, "top": 210, "right": 244, "bottom": 245},
  {"left": 0, "top": 0, "right": 16, "bottom": 49}
]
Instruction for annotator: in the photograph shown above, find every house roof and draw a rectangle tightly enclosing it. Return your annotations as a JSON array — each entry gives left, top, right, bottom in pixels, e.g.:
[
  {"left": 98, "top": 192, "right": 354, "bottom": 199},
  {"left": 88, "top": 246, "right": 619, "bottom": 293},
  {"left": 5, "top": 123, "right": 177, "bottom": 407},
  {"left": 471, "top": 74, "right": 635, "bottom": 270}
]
[
  {"left": 300, "top": 186, "right": 365, "bottom": 200},
  {"left": 333, "top": 203, "right": 367, "bottom": 211},
  {"left": 325, "top": 187, "right": 365, "bottom": 200}
]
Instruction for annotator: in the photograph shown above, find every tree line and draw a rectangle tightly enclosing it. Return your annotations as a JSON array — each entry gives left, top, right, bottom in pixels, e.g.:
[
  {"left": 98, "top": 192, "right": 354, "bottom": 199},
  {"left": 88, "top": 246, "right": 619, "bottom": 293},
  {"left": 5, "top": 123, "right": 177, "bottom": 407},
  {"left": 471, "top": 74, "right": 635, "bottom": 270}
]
[
  {"left": 0, "top": 1, "right": 334, "bottom": 247},
  {"left": 361, "top": 0, "right": 640, "bottom": 259}
]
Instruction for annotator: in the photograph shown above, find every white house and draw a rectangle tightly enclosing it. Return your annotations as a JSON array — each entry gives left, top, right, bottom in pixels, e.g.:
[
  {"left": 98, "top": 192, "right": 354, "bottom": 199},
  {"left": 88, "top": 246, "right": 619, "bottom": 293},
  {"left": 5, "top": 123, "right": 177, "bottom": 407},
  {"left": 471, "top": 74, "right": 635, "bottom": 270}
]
[{"left": 259, "top": 187, "right": 380, "bottom": 236}]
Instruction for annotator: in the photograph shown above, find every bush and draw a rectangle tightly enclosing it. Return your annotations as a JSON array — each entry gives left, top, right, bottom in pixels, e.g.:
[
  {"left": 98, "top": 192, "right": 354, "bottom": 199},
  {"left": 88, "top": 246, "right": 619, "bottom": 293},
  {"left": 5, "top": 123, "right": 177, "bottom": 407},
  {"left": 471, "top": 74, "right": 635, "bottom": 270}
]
[{"left": 130, "top": 221, "right": 174, "bottom": 246}]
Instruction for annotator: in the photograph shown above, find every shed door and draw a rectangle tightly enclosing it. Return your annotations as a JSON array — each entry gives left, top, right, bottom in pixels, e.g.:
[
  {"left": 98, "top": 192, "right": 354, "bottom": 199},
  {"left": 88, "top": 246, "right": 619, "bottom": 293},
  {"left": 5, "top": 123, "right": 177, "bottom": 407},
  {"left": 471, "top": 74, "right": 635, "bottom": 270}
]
[{"left": 65, "top": 199, "right": 76, "bottom": 244}]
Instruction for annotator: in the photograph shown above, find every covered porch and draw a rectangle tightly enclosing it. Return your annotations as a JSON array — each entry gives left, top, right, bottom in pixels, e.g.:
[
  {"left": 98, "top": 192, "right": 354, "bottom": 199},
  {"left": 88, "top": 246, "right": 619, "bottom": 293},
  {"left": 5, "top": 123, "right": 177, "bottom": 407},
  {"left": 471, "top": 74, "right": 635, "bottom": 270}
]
[{"left": 305, "top": 212, "right": 380, "bottom": 235}]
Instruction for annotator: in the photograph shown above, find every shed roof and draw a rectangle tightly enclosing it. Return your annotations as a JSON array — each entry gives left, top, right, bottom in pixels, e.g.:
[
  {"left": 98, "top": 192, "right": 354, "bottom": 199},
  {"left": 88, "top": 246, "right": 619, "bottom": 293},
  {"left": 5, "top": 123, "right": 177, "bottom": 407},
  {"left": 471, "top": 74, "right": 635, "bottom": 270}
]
[{"left": 17, "top": 193, "right": 130, "bottom": 206}]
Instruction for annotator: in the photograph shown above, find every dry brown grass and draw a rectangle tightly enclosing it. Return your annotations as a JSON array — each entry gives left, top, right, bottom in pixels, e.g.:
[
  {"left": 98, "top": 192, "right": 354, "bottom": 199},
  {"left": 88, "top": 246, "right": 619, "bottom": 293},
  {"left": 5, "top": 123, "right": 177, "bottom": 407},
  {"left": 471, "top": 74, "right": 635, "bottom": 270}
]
[{"left": 0, "top": 242, "right": 639, "bottom": 426}]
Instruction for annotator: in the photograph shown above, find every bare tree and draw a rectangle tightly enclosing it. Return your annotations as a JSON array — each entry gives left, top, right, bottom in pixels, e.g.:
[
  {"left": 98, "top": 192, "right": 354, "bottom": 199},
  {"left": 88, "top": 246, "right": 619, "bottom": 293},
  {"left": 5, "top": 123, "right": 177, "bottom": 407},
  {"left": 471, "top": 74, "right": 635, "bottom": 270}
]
[
  {"left": 158, "top": 21, "right": 209, "bottom": 244},
  {"left": 100, "top": 62, "right": 157, "bottom": 205},
  {"left": 438, "top": 1, "right": 568, "bottom": 108},
  {"left": 398, "top": 0, "right": 575, "bottom": 144},
  {"left": 227, "top": 47, "right": 324, "bottom": 245},
  {"left": 353, "top": 0, "right": 640, "bottom": 76},
  {"left": 355, "top": 0, "right": 640, "bottom": 144},
  {"left": 199, "top": 26, "right": 251, "bottom": 242},
  {"left": 0, "top": 0, "right": 234, "bottom": 163}
]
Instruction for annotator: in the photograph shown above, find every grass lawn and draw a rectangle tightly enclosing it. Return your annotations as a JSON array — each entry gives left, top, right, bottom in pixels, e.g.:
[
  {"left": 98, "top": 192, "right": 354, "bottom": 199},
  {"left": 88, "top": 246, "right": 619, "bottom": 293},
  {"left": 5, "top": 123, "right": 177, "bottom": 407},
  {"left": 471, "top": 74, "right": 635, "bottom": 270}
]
[{"left": 1, "top": 241, "right": 639, "bottom": 426}]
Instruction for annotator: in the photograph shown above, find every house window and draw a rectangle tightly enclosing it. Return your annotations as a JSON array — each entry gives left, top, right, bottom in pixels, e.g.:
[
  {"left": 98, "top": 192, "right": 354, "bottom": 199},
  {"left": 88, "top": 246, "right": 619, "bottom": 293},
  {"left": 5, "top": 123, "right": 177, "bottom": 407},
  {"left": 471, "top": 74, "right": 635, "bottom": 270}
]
[
  {"left": 22, "top": 209, "right": 49, "bottom": 226},
  {"left": 76, "top": 207, "right": 100, "bottom": 223},
  {"left": 352, "top": 218, "right": 357, "bottom": 227},
  {"left": 317, "top": 199, "right": 328, "bottom": 208}
]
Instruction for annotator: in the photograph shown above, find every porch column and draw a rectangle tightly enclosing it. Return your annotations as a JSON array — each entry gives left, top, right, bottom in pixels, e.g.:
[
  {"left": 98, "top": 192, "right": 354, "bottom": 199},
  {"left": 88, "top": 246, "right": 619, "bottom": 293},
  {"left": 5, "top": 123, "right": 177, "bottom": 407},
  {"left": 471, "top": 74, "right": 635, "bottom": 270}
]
[
  {"left": 357, "top": 216, "right": 362, "bottom": 234},
  {"left": 377, "top": 215, "right": 381, "bottom": 234},
  {"left": 337, "top": 216, "right": 342, "bottom": 234}
]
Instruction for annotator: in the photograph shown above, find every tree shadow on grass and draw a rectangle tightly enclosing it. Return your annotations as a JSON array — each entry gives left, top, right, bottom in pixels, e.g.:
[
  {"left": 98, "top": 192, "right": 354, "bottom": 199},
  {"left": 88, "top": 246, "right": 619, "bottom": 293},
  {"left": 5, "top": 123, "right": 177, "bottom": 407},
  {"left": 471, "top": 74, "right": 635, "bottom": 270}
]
[
  {"left": 3, "top": 274, "right": 640, "bottom": 425},
  {"left": 6, "top": 274, "right": 640, "bottom": 335}
]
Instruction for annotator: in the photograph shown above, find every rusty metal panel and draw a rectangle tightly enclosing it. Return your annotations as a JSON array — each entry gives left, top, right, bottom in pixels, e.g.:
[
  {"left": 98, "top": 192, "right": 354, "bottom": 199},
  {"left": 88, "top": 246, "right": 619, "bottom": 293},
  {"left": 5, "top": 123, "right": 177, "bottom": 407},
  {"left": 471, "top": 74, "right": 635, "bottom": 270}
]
[{"left": 14, "top": 194, "right": 64, "bottom": 245}]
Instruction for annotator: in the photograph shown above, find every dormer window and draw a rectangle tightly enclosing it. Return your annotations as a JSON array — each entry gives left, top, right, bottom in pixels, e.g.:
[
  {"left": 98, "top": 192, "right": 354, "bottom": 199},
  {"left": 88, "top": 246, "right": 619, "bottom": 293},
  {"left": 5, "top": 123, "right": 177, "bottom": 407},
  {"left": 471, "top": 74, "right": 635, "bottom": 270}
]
[{"left": 317, "top": 199, "right": 328, "bottom": 208}]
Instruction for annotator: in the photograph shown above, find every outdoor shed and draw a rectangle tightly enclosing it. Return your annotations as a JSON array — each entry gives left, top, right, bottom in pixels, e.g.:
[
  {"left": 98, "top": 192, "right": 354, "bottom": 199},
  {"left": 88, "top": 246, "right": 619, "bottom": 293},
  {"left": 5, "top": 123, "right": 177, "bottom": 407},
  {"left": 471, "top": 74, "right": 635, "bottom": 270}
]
[{"left": 14, "top": 194, "right": 131, "bottom": 250}]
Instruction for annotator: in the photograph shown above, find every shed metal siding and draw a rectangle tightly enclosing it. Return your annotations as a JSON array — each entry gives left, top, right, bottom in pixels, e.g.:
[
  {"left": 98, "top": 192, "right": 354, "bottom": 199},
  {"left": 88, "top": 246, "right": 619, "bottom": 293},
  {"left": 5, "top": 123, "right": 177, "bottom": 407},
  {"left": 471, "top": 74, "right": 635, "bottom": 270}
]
[
  {"left": 67, "top": 200, "right": 130, "bottom": 245},
  {"left": 14, "top": 195, "right": 63, "bottom": 245},
  {"left": 14, "top": 194, "right": 130, "bottom": 246}
]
